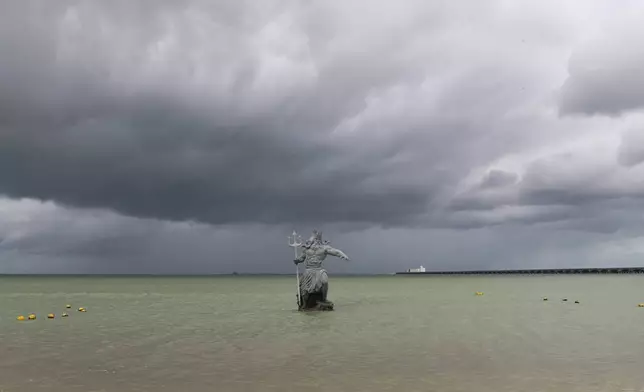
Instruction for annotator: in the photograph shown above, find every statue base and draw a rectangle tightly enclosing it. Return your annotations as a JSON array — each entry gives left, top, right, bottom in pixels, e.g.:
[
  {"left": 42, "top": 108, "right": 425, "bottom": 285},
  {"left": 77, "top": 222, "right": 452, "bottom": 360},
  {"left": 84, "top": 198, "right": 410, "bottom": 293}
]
[{"left": 298, "top": 292, "right": 334, "bottom": 311}]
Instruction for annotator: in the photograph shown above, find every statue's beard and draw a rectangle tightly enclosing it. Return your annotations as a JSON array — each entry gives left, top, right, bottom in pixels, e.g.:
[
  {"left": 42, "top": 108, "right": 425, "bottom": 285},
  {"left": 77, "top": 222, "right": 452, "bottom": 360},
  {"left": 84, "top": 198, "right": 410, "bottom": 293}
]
[
  {"left": 303, "top": 239, "right": 329, "bottom": 249},
  {"left": 303, "top": 241, "right": 318, "bottom": 249}
]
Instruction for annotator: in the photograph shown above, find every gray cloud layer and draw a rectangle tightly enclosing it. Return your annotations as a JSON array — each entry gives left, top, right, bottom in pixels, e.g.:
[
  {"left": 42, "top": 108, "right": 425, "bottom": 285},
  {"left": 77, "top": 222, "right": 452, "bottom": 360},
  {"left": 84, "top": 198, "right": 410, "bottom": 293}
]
[
  {"left": 3, "top": 1, "right": 644, "bottom": 273},
  {"left": 0, "top": 0, "right": 454, "bottom": 228},
  {"left": 559, "top": 16, "right": 644, "bottom": 117}
]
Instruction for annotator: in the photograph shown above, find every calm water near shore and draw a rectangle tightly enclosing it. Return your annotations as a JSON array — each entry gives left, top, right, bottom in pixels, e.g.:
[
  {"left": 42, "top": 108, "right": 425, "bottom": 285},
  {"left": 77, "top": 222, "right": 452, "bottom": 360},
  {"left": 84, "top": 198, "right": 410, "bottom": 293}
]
[{"left": 1, "top": 274, "right": 644, "bottom": 392}]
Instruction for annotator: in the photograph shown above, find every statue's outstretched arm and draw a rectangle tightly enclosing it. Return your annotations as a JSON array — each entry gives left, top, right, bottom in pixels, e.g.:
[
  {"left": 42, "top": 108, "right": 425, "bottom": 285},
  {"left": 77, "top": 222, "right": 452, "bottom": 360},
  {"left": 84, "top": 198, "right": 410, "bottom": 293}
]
[{"left": 324, "top": 246, "right": 350, "bottom": 261}]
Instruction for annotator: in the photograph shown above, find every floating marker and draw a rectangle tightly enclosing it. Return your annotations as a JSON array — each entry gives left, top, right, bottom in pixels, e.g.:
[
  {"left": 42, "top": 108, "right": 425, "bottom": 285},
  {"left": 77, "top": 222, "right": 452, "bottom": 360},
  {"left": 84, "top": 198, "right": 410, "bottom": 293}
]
[
  {"left": 475, "top": 292, "right": 484, "bottom": 296},
  {"left": 638, "top": 303, "right": 644, "bottom": 308},
  {"left": 61, "top": 312, "right": 69, "bottom": 317},
  {"left": 16, "top": 315, "right": 25, "bottom": 321},
  {"left": 543, "top": 297, "right": 548, "bottom": 301},
  {"left": 78, "top": 307, "right": 86, "bottom": 312},
  {"left": 28, "top": 314, "right": 36, "bottom": 320},
  {"left": 66, "top": 305, "right": 71, "bottom": 309},
  {"left": 47, "top": 313, "right": 55, "bottom": 319}
]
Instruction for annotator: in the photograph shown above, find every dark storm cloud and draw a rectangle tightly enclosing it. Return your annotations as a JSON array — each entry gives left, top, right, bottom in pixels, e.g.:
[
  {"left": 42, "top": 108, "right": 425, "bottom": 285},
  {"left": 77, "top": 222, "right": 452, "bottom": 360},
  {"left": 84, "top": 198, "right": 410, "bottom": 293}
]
[
  {"left": 559, "top": 68, "right": 644, "bottom": 117},
  {"left": 0, "top": 1, "right": 442, "bottom": 228},
  {"left": 447, "top": 137, "right": 644, "bottom": 234},
  {"left": 558, "top": 14, "right": 644, "bottom": 117},
  {"left": 480, "top": 170, "right": 519, "bottom": 189},
  {"left": 5, "top": 197, "right": 640, "bottom": 274},
  {"left": 0, "top": 113, "right": 434, "bottom": 227},
  {"left": 0, "top": 0, "right": 564, "bottom": 229},
  {"left": 617, "top": 126, "right": 644, "bottom": 167},
  {"left": 4, "top": 1, "right": 644, "bottom": 274}
]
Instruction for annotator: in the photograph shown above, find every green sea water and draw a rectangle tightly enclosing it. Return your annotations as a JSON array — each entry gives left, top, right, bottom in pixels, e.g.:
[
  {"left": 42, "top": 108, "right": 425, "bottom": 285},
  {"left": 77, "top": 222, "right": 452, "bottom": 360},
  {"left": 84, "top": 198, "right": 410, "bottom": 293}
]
[{"left": 1, "top": 274, "right": 644, "bottom": 392}]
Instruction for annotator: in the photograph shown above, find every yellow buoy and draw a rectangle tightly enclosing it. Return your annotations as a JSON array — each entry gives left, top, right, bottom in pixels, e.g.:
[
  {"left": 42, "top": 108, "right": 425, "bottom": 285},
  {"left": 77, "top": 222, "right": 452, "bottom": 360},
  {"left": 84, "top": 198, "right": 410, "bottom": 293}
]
[
  {"left": 47, "top": 313, "right": 55, "bottom": 319},
  {"left": 61, "top": 312, "right": 69, "bottom": 317},
  {"left": 638, "top": 303, "right": 644, "bottom": 308},
  {"left": 475, "top": 292, "right": 484, "bottom": 296},
  {"left": 78, "top": 307, "right": 86, "bottom": 312},
  {"left": 66, "top": 304, "right": 71, "bottom": 309},
  {"left": 17, "top": 315, "right": 25, "bottom": 321},
  {"left": 543, "top": 297, "right": 548, "bottom": 301},
  {"left": 28, "top": 314, "right": 36, "bottom": 320}
]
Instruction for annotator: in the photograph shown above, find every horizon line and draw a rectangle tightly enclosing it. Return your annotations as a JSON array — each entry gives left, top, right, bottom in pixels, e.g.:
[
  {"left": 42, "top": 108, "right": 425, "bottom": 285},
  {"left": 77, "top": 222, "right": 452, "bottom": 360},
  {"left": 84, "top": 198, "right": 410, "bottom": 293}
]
[{"left": 0, "top": 272, "right": 390, "bottom": 277}]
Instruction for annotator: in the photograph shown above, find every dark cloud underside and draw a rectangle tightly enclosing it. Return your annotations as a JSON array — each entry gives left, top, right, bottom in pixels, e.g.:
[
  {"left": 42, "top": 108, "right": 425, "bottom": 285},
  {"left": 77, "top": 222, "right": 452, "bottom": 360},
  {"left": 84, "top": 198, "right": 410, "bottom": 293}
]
[{"left": 3, "top": 1, "right": 644, "bottom": 273}]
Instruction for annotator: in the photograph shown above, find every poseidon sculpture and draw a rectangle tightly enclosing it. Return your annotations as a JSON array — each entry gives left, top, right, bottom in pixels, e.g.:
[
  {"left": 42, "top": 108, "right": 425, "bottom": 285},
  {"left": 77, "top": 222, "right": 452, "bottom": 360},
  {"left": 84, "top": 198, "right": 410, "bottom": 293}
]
[{"left": 288, "top": 230, "right": 350, "bottom": 311}]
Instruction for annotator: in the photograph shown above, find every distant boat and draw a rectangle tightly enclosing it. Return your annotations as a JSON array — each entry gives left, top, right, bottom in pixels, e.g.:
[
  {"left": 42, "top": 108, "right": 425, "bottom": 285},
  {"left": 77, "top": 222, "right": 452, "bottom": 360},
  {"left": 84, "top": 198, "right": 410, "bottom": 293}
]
[{"left": 405, "top": 266, "right": 426, "bottom": 273}]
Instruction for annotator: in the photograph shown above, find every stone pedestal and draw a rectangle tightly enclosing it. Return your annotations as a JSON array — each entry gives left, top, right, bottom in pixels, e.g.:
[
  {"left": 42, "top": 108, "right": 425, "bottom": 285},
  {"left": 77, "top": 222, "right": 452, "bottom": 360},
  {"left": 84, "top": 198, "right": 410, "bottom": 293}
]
[{"left": 298, "top": 291, "right": 334, "bottom": 311}]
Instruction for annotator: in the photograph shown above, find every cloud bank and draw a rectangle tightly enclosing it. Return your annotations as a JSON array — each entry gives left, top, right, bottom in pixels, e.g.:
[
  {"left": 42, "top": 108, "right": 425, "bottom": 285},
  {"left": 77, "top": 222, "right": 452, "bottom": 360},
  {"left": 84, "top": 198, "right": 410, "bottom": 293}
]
[{"left": 3, "top": 0, "right": 644, "bottom": 273}]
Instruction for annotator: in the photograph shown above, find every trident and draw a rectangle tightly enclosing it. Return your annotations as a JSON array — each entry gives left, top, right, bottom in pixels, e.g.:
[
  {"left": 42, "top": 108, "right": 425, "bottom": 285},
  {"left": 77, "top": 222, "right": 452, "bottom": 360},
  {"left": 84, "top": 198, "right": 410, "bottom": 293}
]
[{"left": 288, "top": 230, "right": 303, "bottom": 308}]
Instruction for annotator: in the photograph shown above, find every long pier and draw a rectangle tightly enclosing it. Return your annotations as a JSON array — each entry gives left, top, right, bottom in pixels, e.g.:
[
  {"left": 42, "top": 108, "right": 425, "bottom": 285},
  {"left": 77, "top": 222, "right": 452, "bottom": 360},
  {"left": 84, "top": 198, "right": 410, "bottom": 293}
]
[{"left": 395, "top": 267, "right": 644, "bottom": 275}]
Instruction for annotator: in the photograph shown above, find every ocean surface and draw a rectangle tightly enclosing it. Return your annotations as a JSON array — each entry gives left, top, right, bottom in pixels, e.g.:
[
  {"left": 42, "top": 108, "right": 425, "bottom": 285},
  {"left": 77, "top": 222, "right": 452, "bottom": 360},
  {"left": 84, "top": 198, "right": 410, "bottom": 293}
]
[{"left": 1, "top": 274, "right": 644, "bottom": 392}]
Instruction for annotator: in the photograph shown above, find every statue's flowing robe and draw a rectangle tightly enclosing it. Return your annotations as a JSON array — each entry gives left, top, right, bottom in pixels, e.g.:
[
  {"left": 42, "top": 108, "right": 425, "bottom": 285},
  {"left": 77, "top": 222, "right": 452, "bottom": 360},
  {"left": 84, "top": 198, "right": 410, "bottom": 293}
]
[{"left": 299, "top": 254, "right": 328, "bottom": 295}]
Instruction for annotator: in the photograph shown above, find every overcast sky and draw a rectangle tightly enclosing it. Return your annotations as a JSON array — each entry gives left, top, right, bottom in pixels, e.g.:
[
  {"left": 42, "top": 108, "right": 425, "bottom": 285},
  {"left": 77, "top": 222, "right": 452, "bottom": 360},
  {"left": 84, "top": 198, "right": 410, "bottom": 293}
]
[{"left": 2, "top": 1, "right": 644, "bottom": 274}]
